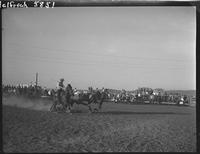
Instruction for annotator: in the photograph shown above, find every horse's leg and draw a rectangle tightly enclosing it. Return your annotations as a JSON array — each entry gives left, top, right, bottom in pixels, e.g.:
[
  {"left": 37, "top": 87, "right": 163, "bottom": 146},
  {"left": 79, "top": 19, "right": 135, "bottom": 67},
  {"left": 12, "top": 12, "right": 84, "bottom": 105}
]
[
  {"left": 98, "top": 100, "right": 103, "bottom": 111},
  {"left": 67, "top": 99, "right": 73, "bottom": 113},
  {"left": 65, "top": 97, "right": 71, "bottom": 113},
  {"left": 88, "top": 104, "right": 93, "bottom": 113},
  {"left": 65, "top": 97, "right": 69, "bottom": 110},
  {"left": 61, "top": 96, "right": 68, "bottom": 112},
  {"left": 87, "top": 99, "right": 93, "bottom": 113},
  {"left": 50, "top": 100, "right": 56, "bottom": 112},
  {"left": 99, "top": 93, "right": 106, "bottom": 109},
  {"left": 54, "top": 99, "right": 60, "bottom": 112},
  {"left": 69, "top": 98, "right": 74, "bottom": 110}
]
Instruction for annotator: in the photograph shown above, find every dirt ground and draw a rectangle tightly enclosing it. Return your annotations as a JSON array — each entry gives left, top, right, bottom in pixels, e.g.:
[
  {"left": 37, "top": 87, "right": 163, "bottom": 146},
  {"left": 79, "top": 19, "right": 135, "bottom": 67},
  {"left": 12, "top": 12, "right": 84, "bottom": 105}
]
[{"left": 3, "top": 97, "right": 196, "bottom": 152}]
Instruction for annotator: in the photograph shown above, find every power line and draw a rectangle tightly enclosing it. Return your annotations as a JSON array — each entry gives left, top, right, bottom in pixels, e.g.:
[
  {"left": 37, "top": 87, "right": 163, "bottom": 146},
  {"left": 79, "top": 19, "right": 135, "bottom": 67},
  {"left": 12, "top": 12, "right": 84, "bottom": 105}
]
[
  {"left": 4, "top": 49, "right": 187, "bottom": 67},
  {"left": 5, "top": 53, "right": 189, "bottom": 71},
  {"left": 7, "top": 42, "right": 194, "bottom": 63}
]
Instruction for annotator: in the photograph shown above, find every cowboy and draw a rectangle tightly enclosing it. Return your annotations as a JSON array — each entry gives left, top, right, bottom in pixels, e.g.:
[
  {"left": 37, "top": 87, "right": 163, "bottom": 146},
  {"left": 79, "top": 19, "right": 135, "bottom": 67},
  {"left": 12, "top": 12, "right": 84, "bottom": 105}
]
[
  {"left": 57, "top": 78, "right": 65, "bottom": 104},
  {"left": 65, "top": 83, "right": 73, "bottom": 104},
  {"left": 66, "top": 83, "right": 73, "bottom": 94}
]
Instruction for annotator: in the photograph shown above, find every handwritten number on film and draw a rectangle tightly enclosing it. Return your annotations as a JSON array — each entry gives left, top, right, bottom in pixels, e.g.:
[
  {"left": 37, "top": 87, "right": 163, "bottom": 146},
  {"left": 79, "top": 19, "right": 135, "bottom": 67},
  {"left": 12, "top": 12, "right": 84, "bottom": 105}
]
[
  {"left": 0, "top": 1, "right": 55, "bottom": 8},
  {"left": 34, "top": 1, "right": 55, "bottom": 8}
]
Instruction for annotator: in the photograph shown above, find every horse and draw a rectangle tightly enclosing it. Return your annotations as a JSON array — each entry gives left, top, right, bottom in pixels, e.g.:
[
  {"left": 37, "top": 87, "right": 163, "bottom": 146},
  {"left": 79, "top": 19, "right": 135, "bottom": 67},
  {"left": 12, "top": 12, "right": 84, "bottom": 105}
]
[
  {"left": 69, "top": 90, "right": 108, "bottom": 113},
  {"left": 49, "top": 89, "right": 71, "bottom": 113},
  {"left": 50, "top": 89, "right": 108, "bottom": 113}
]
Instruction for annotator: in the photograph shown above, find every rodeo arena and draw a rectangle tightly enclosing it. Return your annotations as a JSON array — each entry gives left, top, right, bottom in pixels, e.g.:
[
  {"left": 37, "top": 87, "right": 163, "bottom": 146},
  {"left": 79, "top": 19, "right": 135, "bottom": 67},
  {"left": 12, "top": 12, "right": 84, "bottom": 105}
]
[
  {"left": 2, "top": 78, "right": 196, "bottom": 113},
  {"left": 2, "top": 78, "right": 197, "bottom": 152}
]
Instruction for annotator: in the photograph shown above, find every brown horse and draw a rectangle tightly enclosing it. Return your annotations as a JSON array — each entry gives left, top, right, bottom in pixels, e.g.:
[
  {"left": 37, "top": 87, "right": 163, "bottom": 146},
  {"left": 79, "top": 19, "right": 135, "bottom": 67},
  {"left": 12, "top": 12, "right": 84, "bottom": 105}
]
[
  {"left": 50, "top": 89, "right": 108, "bottom": 113},
  {"left": 50, "top": 90, "right": 71, "bottom": 113},
  {"left": 69, "top": 90, "right": 108, "bottom": 113}
]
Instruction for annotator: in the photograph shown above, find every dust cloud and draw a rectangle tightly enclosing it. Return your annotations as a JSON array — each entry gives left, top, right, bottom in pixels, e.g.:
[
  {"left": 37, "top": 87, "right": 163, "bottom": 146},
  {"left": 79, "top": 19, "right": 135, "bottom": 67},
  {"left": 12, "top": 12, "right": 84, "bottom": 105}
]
[{"left": 2, "top": 96, "right": 52, "bottom": 111}]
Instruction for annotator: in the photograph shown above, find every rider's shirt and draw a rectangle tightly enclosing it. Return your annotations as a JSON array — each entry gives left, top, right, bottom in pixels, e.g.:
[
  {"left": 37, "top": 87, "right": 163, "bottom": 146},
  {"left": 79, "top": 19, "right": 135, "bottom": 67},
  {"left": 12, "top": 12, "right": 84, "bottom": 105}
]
[{"left": 57, "top": 82, "right": 65, "bottom": 90}]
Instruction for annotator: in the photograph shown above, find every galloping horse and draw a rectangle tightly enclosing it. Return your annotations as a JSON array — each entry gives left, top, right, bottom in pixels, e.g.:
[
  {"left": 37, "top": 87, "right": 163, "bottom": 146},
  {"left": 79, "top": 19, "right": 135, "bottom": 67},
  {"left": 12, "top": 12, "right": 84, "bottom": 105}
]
[
  {"left": 69, "top": 90, "right": 108, "bottom": 112},
  {"left": 50, "top": 89, "right": 71, "bottom": 113},
  {"left": 50, "top": 89, "right": 108, "bottom": 113}
]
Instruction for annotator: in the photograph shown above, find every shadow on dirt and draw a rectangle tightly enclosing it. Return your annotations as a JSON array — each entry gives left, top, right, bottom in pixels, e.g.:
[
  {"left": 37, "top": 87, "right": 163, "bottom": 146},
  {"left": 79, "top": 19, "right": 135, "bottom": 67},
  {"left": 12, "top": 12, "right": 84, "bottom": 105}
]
[
  {"left": 69, "top": 110, "right": 190, "bottom": 115},
  {"left": 94, "top": 111, "right": 190, "bottom": 115},
  {"left": 70, "top": 109, "right": 87, "bottom": 113}
]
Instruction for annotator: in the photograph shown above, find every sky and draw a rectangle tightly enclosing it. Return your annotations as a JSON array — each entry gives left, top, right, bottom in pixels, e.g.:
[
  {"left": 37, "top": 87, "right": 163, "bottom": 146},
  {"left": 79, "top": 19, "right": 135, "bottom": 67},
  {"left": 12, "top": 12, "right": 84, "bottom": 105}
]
[{"left": 2, "top": 7, "right": 196, "bottom": 90}]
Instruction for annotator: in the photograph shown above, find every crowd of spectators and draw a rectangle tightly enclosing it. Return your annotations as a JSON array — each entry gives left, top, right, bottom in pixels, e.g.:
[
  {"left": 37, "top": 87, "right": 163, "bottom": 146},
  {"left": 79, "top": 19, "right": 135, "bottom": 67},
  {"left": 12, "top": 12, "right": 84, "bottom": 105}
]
[
  {"left": 2, "top": 84, "right": 190, "bottom": 105},
  {"left": 2, "top": 84, "right": 55, "bottom": 99}
]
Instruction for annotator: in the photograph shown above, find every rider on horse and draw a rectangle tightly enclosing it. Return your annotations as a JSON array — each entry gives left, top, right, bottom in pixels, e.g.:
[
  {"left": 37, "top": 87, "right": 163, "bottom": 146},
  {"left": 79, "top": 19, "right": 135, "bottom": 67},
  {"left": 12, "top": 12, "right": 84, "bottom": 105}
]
[
  {"left": 65, "top": 83, "right": 74, "bottom": 105},
  {"left": 57, "top": 78, "right": 65, "bottom": 104}
]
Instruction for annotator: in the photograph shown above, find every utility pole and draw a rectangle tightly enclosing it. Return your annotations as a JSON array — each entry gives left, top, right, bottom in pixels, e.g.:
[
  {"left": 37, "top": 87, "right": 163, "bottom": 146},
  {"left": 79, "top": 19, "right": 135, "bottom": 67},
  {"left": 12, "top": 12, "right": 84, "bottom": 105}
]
[{"left": 36, "top": 72, "right": 38, "bottom": 87}]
